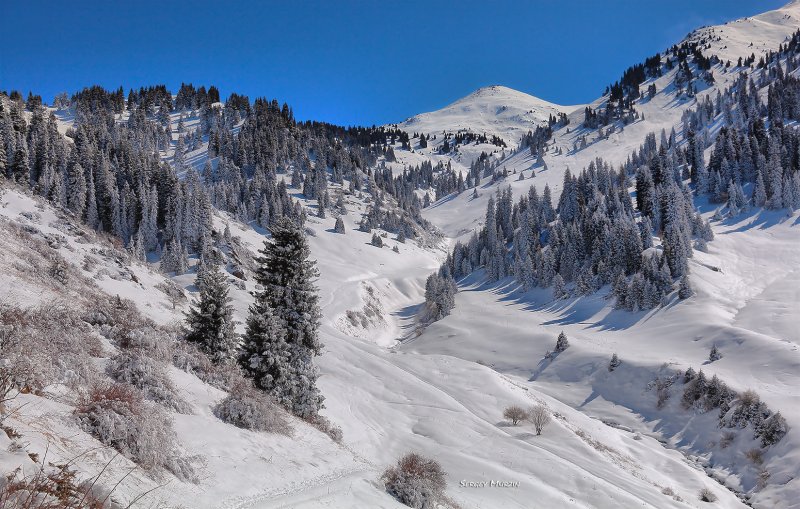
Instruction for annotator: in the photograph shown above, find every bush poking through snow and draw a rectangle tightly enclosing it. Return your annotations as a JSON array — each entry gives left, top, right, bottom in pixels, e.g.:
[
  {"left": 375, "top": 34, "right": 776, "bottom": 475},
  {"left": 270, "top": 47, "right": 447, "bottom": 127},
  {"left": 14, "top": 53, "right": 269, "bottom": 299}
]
[
  {"left": 719, "top": 431, "right": 736, "bottom": 449},
  {"left": 528, "top": 405, "right": 551, "bottom": 435},
  {"left": 173, "top": 341, "right": 239, "bottom": 391},
  {"left": 382, "top": 452, "right": 446, "bottom": 509},
  {"left": 107, "top": 350, "right": 191, "bottom": 413},
  {"left": 0, "top": 303, "right": 101, "bottom": 397},
  {"left": 0, "top": 462, "right": 108, "bottom": 508},
  {"left": 503, "top": 405, "right": 528, "bottom": 426},
  {"left": 699, "top": 487, "right": 717, "bottom": 502},
  {"left": 306, "top": 414, "right": 343, "bottom": 443},
  {"left": 745, "top": 448, "right": 764, "bottom": 465},
  {"left": 214, "top": 381, "right": 291, "bottom": 434},
  {"left": 74, "top": 382, "right": 180, "bottom": 471}
]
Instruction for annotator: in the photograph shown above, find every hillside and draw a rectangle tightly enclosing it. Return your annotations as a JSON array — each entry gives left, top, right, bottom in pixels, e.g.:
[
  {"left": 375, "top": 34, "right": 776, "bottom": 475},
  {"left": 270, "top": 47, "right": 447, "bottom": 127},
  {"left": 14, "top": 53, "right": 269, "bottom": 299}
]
[
  {"left": 1, "top": 2, "right": 800, "bottom": 508},
  {"left": 685, "top": 0, "right": 800, "bottom": 64}
]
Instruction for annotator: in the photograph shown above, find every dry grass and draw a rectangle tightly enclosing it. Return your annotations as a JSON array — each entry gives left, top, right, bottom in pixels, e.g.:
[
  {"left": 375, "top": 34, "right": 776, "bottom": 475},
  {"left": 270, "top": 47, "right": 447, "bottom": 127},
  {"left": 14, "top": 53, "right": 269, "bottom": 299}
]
[{"left": 0, "top": 463, "right": 107, "bottom": 509}]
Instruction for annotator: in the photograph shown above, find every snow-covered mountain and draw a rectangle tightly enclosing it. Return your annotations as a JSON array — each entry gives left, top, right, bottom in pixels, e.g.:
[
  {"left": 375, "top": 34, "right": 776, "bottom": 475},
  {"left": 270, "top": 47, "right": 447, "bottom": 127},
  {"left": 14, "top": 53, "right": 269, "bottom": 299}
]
[
  {"left": 685, "top": 0, "right": 800, "bottom": 63},
  {"left": 393, "top": 85, "right": 576, "bottom": 146},
  {"left": 2, "top": 2, "right": 800, "bottom": 509}
]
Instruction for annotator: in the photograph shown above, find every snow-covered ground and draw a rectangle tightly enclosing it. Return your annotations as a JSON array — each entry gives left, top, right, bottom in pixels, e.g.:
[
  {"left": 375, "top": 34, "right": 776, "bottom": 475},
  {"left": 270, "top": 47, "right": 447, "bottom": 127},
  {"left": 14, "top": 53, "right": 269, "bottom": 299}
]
[
  {"left": 0, "top": 185, "right": 758, "bottom": 509},
  {"left": 3, "top": 2, "right": 800, "bottom": 508}
]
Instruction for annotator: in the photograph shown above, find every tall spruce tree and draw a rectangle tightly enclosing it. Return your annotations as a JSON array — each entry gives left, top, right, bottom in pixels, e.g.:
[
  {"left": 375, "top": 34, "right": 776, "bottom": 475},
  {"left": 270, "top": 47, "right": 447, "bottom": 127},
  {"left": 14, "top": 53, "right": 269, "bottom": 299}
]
[
  {"left": 241, "top": 217, "right": 323, "bottom": 418},
  {"left": 184, "top": 264, "right": 237, "bottom": 363}
]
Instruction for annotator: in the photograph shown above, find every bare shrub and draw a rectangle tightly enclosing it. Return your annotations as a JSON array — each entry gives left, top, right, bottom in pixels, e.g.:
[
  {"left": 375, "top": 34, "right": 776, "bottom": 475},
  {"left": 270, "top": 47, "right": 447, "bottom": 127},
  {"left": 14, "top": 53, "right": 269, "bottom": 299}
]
[
  {"left": 528, "top": 405, "right": 551, "bottom": 435},
  {"left": 306, "top": 414, "right": 343, "bottom": 443},
  {"left": 74, "top": 382, "right": 179, "bottom": 471},
  {"left": 382, "top": 452, "right": 446, "bottom": 509},
  {"left": 83, "top": 295, "right": 143, "bottom": 331},
  {"left": 699, "top": 487, "right": 717, "bottom": 502},
  {"left": 48, "top": 257, "right": 70, "bottom": 286},
  {"left": 647, "top": 372, "right": 679, "bottom": 410},
  {"left": 745, "top": 447, "right": 764, "bottom": 465},
  {"left": 503, "top": 405, "right": 528, "bottom": 426},
  {"left": 214, "top": 381, "right": 291, "bottom": 434},
  {"left": 661, "top": 486, "right": 675, "bottom": 496},
  {"left": 0, "top": 463, "right": 107, "bottom": 508},
  {"left": 156, "top": 280, "right": 186, "bottom": 310},
  {"left": 173, "top": 341, "right": 239, "bottom": 391},
  {"left": 0, "top": 303, "right": 100, "bottom": 397},
  {"left": 719, "top": 431, "right": 736, "bottom": 449},
  {"left": 107, "top": 351, "right": 190, "bottom": 413},
  {"left": 84, "top": 296, "right": 174, "bottom": 361}
]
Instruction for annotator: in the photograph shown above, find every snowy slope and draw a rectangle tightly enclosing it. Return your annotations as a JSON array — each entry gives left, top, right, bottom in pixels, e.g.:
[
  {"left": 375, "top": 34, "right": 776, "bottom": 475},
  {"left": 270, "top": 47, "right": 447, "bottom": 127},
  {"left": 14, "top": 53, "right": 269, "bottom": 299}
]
[
  {"left": 0, "top": 181, "right": 756, "bottom": 509},
  {"left": 3, "top": 3, "right": 800, "bottom": 508},
  {"left": 685, "top": 0, "right": 800, "bottom": 64},
  {"left": 393, "top": 85, "right": 577, "bottom": 146},
  {"left": 408, "top": 204, "right": 800, "bottom": 508}
]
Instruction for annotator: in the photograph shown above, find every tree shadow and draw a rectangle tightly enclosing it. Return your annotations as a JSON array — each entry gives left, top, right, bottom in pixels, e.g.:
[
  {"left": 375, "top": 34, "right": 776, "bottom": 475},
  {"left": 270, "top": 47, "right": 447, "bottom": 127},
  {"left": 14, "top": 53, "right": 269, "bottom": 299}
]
[
  {"left": 459, "top": 275, "right": 652, "bottom": 333},
  {"left": 718, "top": 208, "right": 796, "bottom": 233}
]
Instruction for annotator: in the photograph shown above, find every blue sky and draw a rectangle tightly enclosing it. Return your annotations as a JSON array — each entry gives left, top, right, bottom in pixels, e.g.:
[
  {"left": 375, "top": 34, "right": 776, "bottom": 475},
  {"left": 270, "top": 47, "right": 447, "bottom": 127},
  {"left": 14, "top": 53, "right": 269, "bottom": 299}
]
[{"left": 0, "top": 0, "right": 786, "bottom": 126}]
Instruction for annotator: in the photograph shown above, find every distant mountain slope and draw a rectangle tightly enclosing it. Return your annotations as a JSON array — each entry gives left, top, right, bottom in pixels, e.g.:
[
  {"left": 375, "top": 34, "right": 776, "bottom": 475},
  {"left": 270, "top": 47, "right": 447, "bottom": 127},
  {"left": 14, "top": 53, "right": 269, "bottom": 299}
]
[
  {"left": 686, "top": 0, "right": 800, "bottom": 63},
  {"left": 392, "top": 85, "right": 578, "bottom": 147}
]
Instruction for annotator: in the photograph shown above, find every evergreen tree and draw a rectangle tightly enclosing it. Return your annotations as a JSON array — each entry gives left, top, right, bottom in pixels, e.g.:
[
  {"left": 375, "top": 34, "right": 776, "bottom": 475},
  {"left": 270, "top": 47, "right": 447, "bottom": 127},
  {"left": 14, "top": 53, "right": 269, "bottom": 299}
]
[
  {"left": 11, "top": 145, "right": 29, "bottom": 183},
  {"left": 678, "top": 273, "right": 693, "bottom": 299},
  {"left": 709, "top": 344, "right": 722, "bottom": 362},
  {"left": 424, "top": 273, "right": 457, "bottom": 321},
  {"left": 552, "top": 273, "right": 566, "bottom": 299},
  {"left": 753, "top": 171, "right": 767, "bottom": 207},
  {"left": 608, "top": 353, "right": 621, "bottom": 372},
  {"left": 67, "top": 162, "right": 87, "bottom": 217},
  {"left": 555, "top": 331, "right": 569, "bottom": 353},
  {"left": 239, "top": 290, "right": 294, "bottom": 406},
  {"left": 245, "top": 217, "right": 323, "bottom": 417},
  {"left": 184, "top": 264, "right": 237, "bottom": 363},
  {"left": 334, "top": 216, "right": 345, "bottom": 234}
]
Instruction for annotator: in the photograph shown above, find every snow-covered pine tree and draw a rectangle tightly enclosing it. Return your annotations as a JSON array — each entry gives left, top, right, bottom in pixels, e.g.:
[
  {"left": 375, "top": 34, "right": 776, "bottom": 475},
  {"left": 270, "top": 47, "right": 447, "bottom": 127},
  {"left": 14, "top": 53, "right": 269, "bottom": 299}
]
[
  {"left": 555, "top": 331, "right": 569, "bottom": 353},
  {"left": 709, "top": 344, "right": 722, "bottom": 362},
  {"left": 678, "top": 273, "right": 693, "bottom": 299},
  {"left": 608, "top": 353, "right": 621, "bottom": 372},
  {"left": 552, "top": 273, "right": 566, "bottom": 299},
  {"left": 334, "top": 216, "right": 345, "bottom": 234},
  {"left": 184, "top": 263, "right": 237, "bottom": 363},
  {"left": 247, "top": 217, "right": 323, "bottom": 417}
]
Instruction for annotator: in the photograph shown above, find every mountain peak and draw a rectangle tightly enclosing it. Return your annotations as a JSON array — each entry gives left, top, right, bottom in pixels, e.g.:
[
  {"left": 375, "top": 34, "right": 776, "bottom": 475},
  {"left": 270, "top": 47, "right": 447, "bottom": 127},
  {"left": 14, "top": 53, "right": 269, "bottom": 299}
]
[{"left": 393, "top": 85, "right": 577, "bottom": 145}]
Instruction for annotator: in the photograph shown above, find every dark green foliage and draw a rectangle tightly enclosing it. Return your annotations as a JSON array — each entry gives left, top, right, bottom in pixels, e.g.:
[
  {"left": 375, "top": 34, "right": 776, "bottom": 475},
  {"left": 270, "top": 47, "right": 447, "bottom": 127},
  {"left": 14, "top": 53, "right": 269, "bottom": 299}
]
[{"left": 184, "top": 264, "right": 237, "bottom": 363}]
